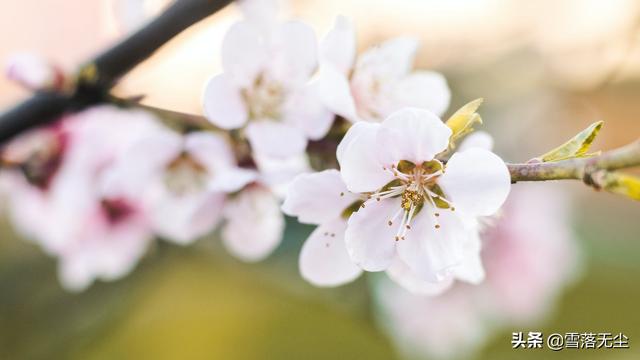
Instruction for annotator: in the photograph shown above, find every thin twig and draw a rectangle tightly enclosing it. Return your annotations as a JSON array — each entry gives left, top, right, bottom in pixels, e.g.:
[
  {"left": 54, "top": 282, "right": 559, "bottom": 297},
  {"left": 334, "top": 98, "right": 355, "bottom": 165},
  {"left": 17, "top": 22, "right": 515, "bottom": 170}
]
[{"left": 507, "top": 140, "right": 640, "bottom": 201}]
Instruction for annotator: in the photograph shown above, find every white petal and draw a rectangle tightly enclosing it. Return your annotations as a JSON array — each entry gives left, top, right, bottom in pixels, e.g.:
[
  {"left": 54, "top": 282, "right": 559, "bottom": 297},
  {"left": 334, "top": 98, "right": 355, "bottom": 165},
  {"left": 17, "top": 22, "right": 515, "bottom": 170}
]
[
  {"left": 316, "top": 64, "right": 359, "bottom": 122},
  {"left": 282, "top": 169, "right": 360, "bottom": 224},
  {"left": 299, "top": 218, "right": 362, "bottom": 287},
  {"left": 396, "top": 209, "right": 467, "bottom": 282},
  {"left": 453, "top": 251, "right": 485, "bottom": 285},
  {"left": 148, "top": 187, "right": 225, "bottom": 245},
  {"left": 103, "top": 127, "right": 183, "bottom": 197},
  {"left": 336, "top": 121, "right": 392, "bottom": 193},
  {"left": 345, "top": 198, "right": 400, "bottom": 271},
  {"left": 386, "top": 258, "right": 454, "bottom": 295},
  {"left": 439, "top": 148, "right": 511, "bottom": 217},
  {"left": 246, "top": 121, "right": 307, "bottom": 158},
  {"left": 283, "top": 83, "right": 335, "bottom": 140},
  {"left": 222, "top": 187, "right": 284, "bottom": 261},
  {"left": 238, "top": 0, "right": 278, "bottom": 31},
  {"left": 5, "top": 53, "right": 59, "bottom": 90},
  {"left": 458, "top": 131, "right": 494, "bottom": 152},
  {"left": 254, "top": 152, "right": 311, "bottom": 193},
  {"left": 209, "top": 168, "right": 258, "bottom": 193},
  {"left": 221, "top": 21, "right": 267, "bottom": 87},
  {"left": 377, "top": 107, "right": 452, "bottom": 165},
  {"left": 203, "top": 74, "right": 248, "bottom": 129},
  {"left": 356, "top": 37, "right": 418, "bottom": 80},
  {"left": 320, "top": 16, "right": 356, "bottom": 74},
  {"left": 392, "top": 71, "right": 451, "bottom": 117},
  {"left": 184, "top": 131, "right": 236, "bottom": 171},
  {"left": 268, "top": 21, "right": 318, "bottom": 86}
]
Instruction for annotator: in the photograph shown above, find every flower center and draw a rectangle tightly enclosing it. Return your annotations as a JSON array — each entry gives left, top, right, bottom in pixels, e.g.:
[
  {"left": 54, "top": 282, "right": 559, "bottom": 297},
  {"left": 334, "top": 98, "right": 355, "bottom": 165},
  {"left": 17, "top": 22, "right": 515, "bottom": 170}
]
[
  {"left": 369, "top": 159, "right": 456, "bottom": 241},
  {"left": 101, "top": 198, "right": 136, "bottom": 225},
  {"left": 242, "top": 73, "right": 286, "bottom": 120},
  {"left": 164, "top": 152, "right": 208, "bottom": 196}
]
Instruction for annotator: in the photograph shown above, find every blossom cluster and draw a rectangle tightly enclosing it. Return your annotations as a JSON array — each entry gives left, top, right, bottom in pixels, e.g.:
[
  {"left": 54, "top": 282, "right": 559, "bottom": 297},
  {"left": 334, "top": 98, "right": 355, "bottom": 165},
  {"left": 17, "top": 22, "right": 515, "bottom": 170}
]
[{"left": 0, "top": 0, "right": 511, "bottom": 296}]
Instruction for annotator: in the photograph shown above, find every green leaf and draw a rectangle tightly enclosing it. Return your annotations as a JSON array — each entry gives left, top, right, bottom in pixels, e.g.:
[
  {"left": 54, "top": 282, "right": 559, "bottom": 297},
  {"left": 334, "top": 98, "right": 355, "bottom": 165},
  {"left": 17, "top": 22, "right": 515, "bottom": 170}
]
[
  {"left": 538, "top": 121, "right": 604, "bottom": 162},
  {"left": 445, "top": 98, "right": 483, "bottom": 148}
]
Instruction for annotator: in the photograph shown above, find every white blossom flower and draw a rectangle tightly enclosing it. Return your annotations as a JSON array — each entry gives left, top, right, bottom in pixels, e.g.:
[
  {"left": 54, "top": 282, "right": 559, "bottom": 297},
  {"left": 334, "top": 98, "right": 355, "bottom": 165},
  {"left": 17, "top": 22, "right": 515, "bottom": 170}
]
[
  {"left": 283, "top": 155, "right": 485, "bottom": 292},
  {"left": 338, "top": 107, "right": 510, "bottom": 285},
  {"left": 373, "top": 183, "right": 580, "bottom": 359},
  {"left": 317, "top": 16, "right": 451, "bottom": 123},
  {"left": 202, "top": 4, "right": 333, "bottom": 159}
]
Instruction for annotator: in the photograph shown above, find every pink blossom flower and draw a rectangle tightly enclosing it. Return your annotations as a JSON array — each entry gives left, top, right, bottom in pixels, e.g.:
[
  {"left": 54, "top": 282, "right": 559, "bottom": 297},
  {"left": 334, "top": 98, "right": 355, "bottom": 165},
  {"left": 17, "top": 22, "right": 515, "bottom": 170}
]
[
  {"left": 202, "top": 3, "right": 332, "bottom": 159},
  {"left": 5, "top": 53, "right": 64, "bottom": 90},
  {"left": 317, "top": 16, "right": 451, "bottom": 123},
  {"left": 1, "top": 106, "right": 165, "bottom": 291}
]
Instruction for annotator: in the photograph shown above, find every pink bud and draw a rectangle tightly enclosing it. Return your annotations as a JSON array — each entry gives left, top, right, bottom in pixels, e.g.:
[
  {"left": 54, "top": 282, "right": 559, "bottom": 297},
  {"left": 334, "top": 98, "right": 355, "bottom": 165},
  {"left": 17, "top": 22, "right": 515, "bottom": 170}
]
[{"left": 5, "top": 53, "right": 64, "bottom": 91}]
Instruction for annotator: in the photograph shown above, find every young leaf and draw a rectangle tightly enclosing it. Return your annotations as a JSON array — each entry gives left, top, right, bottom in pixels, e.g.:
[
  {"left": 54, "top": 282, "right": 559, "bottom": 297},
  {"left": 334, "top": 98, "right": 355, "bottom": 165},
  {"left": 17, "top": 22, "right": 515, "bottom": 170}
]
[
  {"left": 537, "top": 121, "right": 604, "bottom": 162},
  {"left": 445, "top": 98, "right": 483, "bottom": 148},
  {"left": 600, "top": 172, "right": 640, "bottom": 201}
]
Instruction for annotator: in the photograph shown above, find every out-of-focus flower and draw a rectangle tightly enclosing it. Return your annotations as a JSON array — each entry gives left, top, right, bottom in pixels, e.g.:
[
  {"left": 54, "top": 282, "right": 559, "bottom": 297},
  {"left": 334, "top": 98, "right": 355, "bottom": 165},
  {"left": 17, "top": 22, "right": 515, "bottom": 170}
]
[
  {"left": 106, "top": 129, "right": 256, "bottom": 244},
  {"left": 338, "top": 108, "right": 510, "bottom": 288},
  {"left": 202, "top": 1, "right": 333, "bottom": 159},
  {"left": 373, "top": 183, "right": 580, "bottom": 359},
  {"left": 222, "top": 184, "right": 285, "bottom": 261},
  {"left": 317, "top": 16, "right": 450, "bottom": 123},
  {"left": 5, "top": 53, "right": 65, "bottom": 91},
  {"left": 0, "top": 105, "right": 165, "bottom": 291},
  {"left": 106, "top": 123, "right": 287, "bottom": 262}
]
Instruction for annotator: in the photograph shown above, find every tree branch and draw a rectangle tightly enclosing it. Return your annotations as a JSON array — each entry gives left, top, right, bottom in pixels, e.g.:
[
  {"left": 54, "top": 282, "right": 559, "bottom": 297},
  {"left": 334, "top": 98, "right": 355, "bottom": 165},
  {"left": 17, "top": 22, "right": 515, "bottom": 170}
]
[
  {"left": 507, "top": 140, "right": 640, "bottom": 182},
  {"left": 0, "top": 0, "right": 233, "bottom": 144},
  {"left": 507, "top": 140, "right": 640, "bottom": 199}
]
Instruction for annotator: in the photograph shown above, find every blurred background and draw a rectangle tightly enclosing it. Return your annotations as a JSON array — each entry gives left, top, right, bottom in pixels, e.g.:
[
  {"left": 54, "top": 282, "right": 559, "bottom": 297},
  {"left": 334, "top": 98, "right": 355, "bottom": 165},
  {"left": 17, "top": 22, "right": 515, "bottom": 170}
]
[{"left": 1, "top": 0, "right": 639, "bottom": 359}]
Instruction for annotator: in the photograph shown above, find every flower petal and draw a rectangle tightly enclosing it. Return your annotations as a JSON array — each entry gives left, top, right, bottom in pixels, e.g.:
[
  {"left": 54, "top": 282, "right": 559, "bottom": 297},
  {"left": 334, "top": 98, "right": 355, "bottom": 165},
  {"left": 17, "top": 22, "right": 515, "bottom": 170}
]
[
  {"left": 439, "top": 148, "right": 511, "bottom": 217},
  {"left": 457, "top": 130, "right": 494, "bottom": 152},
  {"left": 282, "top": 169, "right": 360, "bottom": 225},
  {"left": 222, "top": 187, "right": 284, "bottom": 261},
  {"left": 337, "top": 121, "right": 392, "bottom": 193},
  {"left": 396, "top": 209, "right": 467, "bottom": 282},
  {"left": 320, "top": 16, "right": 356, "bottom": 74},
  {"left": 184, "top": 131, "right": 236, "bottom": 171},
  {"left": 345, "top": 198, "right": 400, "bottom": 271},
  {"left": 377, "top": 107, "right": 452, "bottom": 165},
  {"left": 316, "top": 64, "right": 359, "bottom": 122},
  {"left": 148, "top": 187, "right": 225, "bottom": 245},
  {"left": 245, "top": 121, "right": 308, "bottom": 158},
  {"left": 238, "top": 0, "right": 278, "bottom": 31},
  {"left": 221, "top": 21, "right": 267, "bottom": 87},
  {"left": 392, "top": 71, "right": 451, "bottom": 117},
  {"left": 208, "top": 167, "right": 258, "bottom": 193},
  {"left": 299, "top": 218, "right": 362, "bottom": 287},
  {"left": 102, "top": 127, "right": 183, "bottom": 197},
  {"left": 283, "top": 83, "right": 335, "bottom": 140},
  {"left": 356, "top": 37, "right": 418, "bottom": 80},
  {"left": 386, "top": 257, "right": 454, "bottom": 295},
  {"left": 268, "top": 21, "right": 318, "bottom": 86},
  {"left": 203, "top": 74, "right": 248, "bottom": 130}
]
